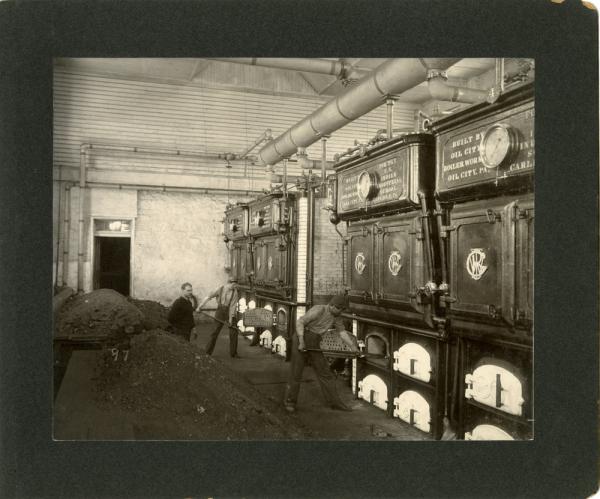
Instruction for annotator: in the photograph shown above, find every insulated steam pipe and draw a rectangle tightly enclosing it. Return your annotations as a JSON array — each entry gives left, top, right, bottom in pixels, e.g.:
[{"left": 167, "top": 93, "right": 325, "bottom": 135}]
[
  {"left": 427, "top": 71, "right": 489, "bottom": 104},
  {"left": 238, "top": 129, "right": 272, "bottom": 159},
  {"left": 258, "top": 58, "right": 462, "bottom": 166}
]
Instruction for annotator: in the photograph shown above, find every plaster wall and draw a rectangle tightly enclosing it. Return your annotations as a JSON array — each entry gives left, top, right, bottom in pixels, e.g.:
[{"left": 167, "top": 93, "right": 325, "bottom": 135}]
[{"left": 132, "top": 190, "right": 242, "bottom": 306}]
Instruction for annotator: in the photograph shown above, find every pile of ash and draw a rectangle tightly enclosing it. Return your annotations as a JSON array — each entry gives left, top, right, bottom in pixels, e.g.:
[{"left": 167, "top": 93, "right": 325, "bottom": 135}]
[{"left": 92, "top": 329, "right": 309, "bottom": 440}]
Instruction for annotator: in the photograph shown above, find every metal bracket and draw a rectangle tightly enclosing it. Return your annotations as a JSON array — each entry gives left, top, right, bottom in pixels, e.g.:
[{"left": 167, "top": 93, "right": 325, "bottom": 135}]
[
  {"left": 486, "top": 209, "right": 501, "bottom": 224},
  {"left": 440, "top": 224, "right": 455, "bottom": 238},
  {"left": 488, "top": 304, "right": 501, "bottom": 319}
]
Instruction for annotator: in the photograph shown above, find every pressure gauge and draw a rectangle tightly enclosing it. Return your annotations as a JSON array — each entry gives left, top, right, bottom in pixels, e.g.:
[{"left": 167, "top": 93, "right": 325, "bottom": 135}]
[
  {"left": 357, "top": 170, "right": 378, "bottom": 201},
  {"left": 479, "top": 124, "right": 519, "bottom": 169}
]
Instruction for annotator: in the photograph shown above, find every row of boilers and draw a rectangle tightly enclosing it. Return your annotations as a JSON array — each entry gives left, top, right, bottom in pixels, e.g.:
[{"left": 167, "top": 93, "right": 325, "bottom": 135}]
[
  {"left": 328, "top": 82, "right": 534, "bottom": 439},
  {"left": 223, "top": 181, "right": 345, "bottom": 359},
  {"left": 432, "top": 82, "right": 533, "bottom": 440}
]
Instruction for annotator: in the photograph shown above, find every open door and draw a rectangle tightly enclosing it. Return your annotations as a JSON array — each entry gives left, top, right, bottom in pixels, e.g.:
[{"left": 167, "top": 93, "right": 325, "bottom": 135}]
[{"left": 93, "top": 236, "right": 131, "bottom": 296}]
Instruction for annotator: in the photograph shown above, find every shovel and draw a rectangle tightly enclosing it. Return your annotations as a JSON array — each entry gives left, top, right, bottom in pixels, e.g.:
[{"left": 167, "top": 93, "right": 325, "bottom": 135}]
[{"left": 302, "top": 347, "right": 387, "bottom": 359}]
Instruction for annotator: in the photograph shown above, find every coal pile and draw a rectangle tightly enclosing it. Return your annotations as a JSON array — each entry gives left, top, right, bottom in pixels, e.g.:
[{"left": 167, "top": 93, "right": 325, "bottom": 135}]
[
  {"left": 127, "top": 297, "right": 171, "bottom": 330},
  {"left": 93, "top": 330, "right": 309, "bottom": 440},
  {"left": 54, "top": 289, "right": 143, "bottom": 340}
]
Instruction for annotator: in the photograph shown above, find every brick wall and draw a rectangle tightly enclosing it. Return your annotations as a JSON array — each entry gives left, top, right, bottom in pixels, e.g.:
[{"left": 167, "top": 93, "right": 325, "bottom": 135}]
[{"left": 313, "top": 196, "right": 346, "bottom": 300}]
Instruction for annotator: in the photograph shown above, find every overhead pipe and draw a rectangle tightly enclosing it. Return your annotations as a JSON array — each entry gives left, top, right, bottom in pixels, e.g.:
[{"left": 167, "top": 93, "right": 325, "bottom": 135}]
[
  {"left": 502, "top": 58, "right": 533, "bottom": 83},
  {"left": 76, "top": 142, "right": 256, "bottom": 164},
  {"left": 64, "top": 180, "right": 262, "bottom": 197},
  {"left": 208, "top": 57, "right": 369, "bottom": 81},
  {"left": 237, "top": 129, "right": 272, "bottom": 159},
  {"left": 427, "top": 69, "right": 489, "bottom": 104},
  {"left": 296, "top": 147, "right": 334, "bottom": 172},
  {"left": 258, "top": 58, "right": 462, "bottom": 166}
]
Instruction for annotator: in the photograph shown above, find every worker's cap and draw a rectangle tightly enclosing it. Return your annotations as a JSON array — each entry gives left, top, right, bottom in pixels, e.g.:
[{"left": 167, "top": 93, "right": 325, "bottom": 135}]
[{"left": 329, "top": 294, "right": 347, "bottom": 309}]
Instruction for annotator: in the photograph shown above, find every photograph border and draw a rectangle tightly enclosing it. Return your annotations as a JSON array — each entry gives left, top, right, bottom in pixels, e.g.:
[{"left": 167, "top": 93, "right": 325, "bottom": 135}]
[{"left": 1, "top": 1, "right": 598, "bottom": 497}]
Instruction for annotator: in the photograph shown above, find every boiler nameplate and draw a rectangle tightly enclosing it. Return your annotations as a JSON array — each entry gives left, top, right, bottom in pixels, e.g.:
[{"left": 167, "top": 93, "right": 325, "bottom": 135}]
[
  {"left": 437, "top": 105, "right": 534, "bottom": 192},
  {"left": 337, "top": 150, "right": 410, "bottom": 214}
]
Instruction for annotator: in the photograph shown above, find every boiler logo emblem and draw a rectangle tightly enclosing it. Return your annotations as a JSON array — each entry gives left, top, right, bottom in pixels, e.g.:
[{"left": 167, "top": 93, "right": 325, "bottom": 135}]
[
  {"left": 388, "top": 251, "right": 403, "bottom": 276},
  {"left": 466, "top": 249, "right": 488, "bottom": 281},
  {"left": 268, "top": 256, "right": 273, "bottom": 270},
  {"left": 355, "top": 252, "right": 367, "bottom": 275}
]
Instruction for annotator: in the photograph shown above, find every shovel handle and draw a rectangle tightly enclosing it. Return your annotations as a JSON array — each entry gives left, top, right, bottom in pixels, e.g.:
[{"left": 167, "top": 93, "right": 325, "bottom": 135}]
[{"left": 303, "top": 348, "right": 386, "bottom": 359}]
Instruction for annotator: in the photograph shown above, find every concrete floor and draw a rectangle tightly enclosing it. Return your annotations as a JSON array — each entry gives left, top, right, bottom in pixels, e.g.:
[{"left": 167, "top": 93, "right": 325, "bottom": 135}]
[
  {"left": 54, "top": 317, "right": 431, "bottom": 441},
  {"left": 190, "top": 317, "right": 431, "bottom": 441}
]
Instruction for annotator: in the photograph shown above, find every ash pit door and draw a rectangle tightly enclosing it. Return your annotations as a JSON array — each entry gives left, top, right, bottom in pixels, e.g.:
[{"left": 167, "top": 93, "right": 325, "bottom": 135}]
[
  {"left": 357, "top": 374, "right": 388, "bottom": 411},
  {"left": 465, "top": 424, "right": 515, "bottom": 440},
  {"left": 448, "top": 201, "right": 516, "bottom": 325},
  {"left": 347, "top": 223, "right": 375, "bottom": 301},
  {"left": 393, "top": 390, "right": 431, "bottom": 433}
]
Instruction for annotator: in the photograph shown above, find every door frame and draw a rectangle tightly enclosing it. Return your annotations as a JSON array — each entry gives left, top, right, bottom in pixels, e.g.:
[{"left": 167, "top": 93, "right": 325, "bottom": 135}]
[{"left": 90, "top": 217, "right": 136, "bottom": 296}]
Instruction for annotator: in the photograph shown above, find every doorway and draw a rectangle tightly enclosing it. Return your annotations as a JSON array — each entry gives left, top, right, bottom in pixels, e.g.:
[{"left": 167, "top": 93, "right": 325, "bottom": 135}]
[{"left": 93, "top": 236, "right": 131, "bottom": 295}]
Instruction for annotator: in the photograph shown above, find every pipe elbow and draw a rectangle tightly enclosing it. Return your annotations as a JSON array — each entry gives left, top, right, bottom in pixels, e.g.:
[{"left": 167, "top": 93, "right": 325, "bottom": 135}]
[
  {"left": 427, "top": 76, "right": 457, "bottom": 102},
  {"left": 428, "top": 76, "right": 488, "bottom": 104}
]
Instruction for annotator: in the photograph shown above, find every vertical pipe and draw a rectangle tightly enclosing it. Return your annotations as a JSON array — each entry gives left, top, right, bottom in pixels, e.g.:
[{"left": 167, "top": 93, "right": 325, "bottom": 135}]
[
  {"left": 54, "top": 182, "right": 63, "bottom": 289},
  {"left": 386, "top": 98, "right": 395, "bottom": 140},
  {"left": 283, "top": 158, "right": 288, "bottom": 198},
  {"left": 62, "top": 185, "right": 71, "bottom": 287},
  {"left": 418, "top": 191, "right": 435, "bottom": 286},
  {"left": 77, "top": 146, "right": 87, "bottom": 292},
  {"left": 307, "top": 185, "right": 315, "bottom": 307},
  {"left": 320, "top": 136, "right": 328, "bottom": 186}
]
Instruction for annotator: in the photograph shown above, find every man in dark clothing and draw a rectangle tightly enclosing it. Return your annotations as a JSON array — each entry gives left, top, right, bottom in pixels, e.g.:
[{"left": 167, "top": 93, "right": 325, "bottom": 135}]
[
  {"left": 284, "top": 294, "right": 358, "bottom": 413},
  {"left": 167, "top": 282, "right": 198, "bottom": 341},
  {"left": 197, "top": 276, "right": 239, "bottom": 357}
]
